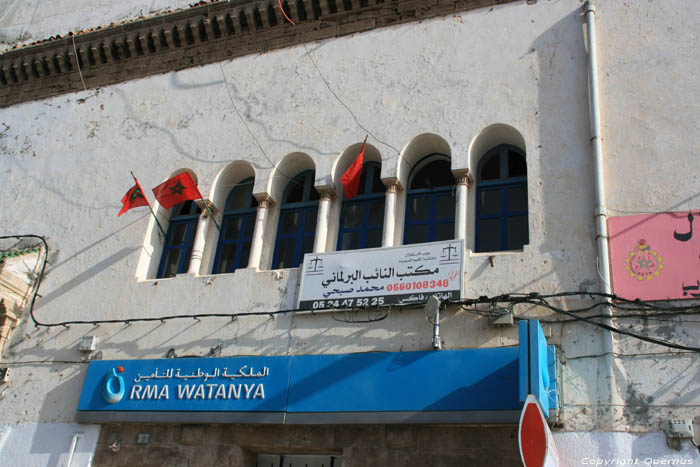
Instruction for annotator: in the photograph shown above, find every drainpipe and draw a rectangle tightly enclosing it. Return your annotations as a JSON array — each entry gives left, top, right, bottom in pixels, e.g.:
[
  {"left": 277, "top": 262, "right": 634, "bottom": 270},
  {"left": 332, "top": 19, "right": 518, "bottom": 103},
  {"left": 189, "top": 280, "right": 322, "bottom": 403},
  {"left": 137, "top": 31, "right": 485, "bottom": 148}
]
[
  {"left": 66, "top": 433, "right": 82, "bottom": 467},
  {"left": 584, "top": 0, "right": 617, "bottom": 422}
]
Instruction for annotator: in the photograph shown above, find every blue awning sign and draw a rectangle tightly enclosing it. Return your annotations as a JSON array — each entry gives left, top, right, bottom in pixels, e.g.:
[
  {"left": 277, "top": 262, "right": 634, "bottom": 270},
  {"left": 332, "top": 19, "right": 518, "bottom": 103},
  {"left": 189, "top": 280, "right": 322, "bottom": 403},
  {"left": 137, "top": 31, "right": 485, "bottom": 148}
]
[{"left": 77, "top": 321, "right": 557, "bottom": 424}]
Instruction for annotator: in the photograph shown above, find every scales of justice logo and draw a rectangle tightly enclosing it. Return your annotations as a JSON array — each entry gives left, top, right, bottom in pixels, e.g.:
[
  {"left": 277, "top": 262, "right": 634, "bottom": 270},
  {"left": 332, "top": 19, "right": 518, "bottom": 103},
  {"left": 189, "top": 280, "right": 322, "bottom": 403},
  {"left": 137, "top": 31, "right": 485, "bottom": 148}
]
[
  {"left": 101, "top": 366, "right": 126, "bottom": 404},
  {"left": 625, "top": 239, "right": 664, "bottom": 281}
]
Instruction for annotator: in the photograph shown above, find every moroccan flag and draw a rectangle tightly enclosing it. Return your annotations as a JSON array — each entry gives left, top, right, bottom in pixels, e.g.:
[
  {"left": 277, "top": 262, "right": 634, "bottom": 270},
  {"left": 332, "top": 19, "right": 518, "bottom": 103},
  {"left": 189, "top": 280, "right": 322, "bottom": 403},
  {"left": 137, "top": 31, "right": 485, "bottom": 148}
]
[
  {"left": 118, "top": 179, "right": 150, "bottom": 217},
  {"left": 152, "top": 172, "right": 203, "bottom": 210},
  {"left": 340, "top": 141, "right": 366, "bottom": 199}
]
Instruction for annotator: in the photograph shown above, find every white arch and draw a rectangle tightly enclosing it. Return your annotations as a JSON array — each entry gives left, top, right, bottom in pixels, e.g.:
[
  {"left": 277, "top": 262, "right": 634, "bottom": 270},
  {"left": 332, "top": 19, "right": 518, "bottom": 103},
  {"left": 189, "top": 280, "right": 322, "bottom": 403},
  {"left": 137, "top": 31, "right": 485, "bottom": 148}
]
[
  {"left": 466, "top": 124, "right": 527, "bottom": 253},
  {"left": 331, "top": 142, "right": 382, "bottom": 197},
  {"left": 135, "top": 167, "right": 202, "bottom": 280},
  {"left": 468, "top": 123, "right": 526, "bottom": 173},
  {"left": 397, "top": 133, "right": 452, "bottom": 190},
  {"left": 267, "top": 152, "right": 316, "bottom": 203}
]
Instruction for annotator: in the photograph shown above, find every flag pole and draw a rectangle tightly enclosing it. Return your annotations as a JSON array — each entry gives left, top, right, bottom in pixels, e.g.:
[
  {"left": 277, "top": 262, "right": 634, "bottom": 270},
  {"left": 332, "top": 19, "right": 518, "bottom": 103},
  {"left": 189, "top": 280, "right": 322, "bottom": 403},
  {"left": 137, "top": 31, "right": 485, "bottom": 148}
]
[
  {"left": 200, "top": 196, "right": 222, "bottom": 233},
  {"left": 130, "top": 171, "right": 167, "bottom": 238}
]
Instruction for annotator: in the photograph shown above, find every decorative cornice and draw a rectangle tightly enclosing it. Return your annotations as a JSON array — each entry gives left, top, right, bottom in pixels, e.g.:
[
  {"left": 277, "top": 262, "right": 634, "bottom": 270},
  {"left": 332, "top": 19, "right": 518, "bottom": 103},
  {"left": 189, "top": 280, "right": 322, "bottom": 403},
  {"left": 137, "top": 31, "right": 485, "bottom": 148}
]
[
  {"left": 452, "top": 168, "right": 472, "bottom": 187},
  {"left": 194, "top": 198, "right": 219, "bottom": 216},
  {"left": 317, "top": 185, "right": 337, "bottom": 201},
  {"left": 382, "top": 177, "right": 403, "bottom": 193},
  {"left": 0, "top": 0, "right": 517, "bottom": 107},
  {"left": 254, "top": 192, "right": 275, "bottom": 208},
  {"left": 0, "top": 299, "right": 20, "bottom": 354}
]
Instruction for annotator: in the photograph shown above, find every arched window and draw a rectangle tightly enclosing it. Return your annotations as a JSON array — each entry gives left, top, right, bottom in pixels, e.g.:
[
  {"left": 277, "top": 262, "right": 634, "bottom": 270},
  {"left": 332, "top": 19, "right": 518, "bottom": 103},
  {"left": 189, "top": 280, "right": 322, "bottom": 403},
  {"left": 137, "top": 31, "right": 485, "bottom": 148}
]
[
  {"left": 157, "top": 200, "right": 201, "bottom": 278},
  {"left": 404, "top": 154, "right": 455, "bottom": 245},
  {"left": 212, "top": 177, "right": 258, "bottom": 274},
  {"left": 272, "top": 170, "right": 319, "bottom": 269},
  {"left": 337, "top": 162, "right": 386, "bottom": 251},
  {"left": 475, "top": 145, "right": 528, "bottom": 252}
]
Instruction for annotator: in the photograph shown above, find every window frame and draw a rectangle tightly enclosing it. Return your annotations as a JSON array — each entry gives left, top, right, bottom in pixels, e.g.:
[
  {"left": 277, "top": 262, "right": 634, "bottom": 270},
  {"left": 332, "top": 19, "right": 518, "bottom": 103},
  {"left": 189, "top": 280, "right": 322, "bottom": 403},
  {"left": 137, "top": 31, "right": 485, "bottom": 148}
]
[
  {"left": 272, "top": 170, "right": 319, "bottom": 269},
  {"left": 475, "top": 144, "right": 528, "bottom": 253},
  {"left": 337, "top": 162, "right": 386, "bottom": 251},
  {"left": 403, "top": 153, "right": 456, "bottom": 245},
  {"left": 212, "top": 177, "right": 258, "bottom": 274},
  {"left": 156, "top": 200, "right": 201, "bottom": 278}
]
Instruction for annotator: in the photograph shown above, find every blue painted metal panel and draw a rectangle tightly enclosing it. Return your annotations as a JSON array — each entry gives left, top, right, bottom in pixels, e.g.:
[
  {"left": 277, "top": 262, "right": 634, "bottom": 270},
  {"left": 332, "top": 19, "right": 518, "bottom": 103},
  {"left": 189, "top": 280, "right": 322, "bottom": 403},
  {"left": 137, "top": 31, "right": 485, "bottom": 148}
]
[
  {"left": 78, "top": 356, "right": 292, "bottom": 412},
  {"left": 547, "top": 344, "right": 558, "bottom": 412},
  {"left": 286, "top": 348, "right": 520, "bottom": 413},
  {"left": 528, "top": 320, "right": 549, "bottom": 416},
  {"left": 77, "top": 337, "right": 558, "bottom": 420},
  {"left": 518, "top": 320, "right": 529, "bottom": 405},
  {"left": 518, "top": 320, "right": 558, "bottom": 418}
]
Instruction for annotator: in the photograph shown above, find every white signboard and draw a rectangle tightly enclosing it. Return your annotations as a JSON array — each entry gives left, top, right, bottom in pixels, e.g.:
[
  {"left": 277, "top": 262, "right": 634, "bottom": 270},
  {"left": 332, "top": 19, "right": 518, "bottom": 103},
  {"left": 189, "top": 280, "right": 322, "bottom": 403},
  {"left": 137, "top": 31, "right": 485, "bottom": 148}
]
[{"left": 297, "top": 240, "right": 463, "bottom": 310}]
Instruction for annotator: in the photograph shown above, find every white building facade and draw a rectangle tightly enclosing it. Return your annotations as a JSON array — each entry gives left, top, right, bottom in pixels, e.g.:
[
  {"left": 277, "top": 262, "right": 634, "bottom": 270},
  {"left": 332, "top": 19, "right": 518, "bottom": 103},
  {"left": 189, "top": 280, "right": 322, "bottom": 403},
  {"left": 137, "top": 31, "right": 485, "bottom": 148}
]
[{"left": 0, "top": 0, "right": 699, "bottom": 465}]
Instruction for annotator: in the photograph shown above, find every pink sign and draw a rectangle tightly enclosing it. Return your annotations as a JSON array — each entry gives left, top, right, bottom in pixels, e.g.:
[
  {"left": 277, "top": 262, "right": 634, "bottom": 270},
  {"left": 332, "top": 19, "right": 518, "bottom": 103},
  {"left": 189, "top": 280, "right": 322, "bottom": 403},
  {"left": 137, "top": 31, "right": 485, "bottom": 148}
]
[{"left": 609, "top": 210, "right": 700, "bottom": 301}]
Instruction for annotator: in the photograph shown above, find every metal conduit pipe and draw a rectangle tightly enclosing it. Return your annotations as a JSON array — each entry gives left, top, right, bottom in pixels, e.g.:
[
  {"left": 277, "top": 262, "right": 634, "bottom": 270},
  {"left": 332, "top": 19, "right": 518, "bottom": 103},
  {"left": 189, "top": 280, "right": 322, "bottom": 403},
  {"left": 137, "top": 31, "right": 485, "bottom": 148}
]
[
  {"left": 584, "top": 0, "right": 618, "bottom": 417},
  {"left": 66, "top": 433, "right": 82, "bottom": 467}
]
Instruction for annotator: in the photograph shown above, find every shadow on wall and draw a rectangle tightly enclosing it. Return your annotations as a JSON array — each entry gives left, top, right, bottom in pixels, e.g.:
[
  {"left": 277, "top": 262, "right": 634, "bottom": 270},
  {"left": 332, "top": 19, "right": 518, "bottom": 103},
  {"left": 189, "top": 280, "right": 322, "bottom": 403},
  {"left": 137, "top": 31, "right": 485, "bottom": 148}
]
[
  {"left": 27, "top": 369, "right": 100, "bottom": 464},
  {"left": 36, "top": 247, "right": 138, "bottom": 309},
  {"left": 47, "top": 215, "right": 146, "bottom": 272},
  {"left": 14, "top": 299, "right": 425, "bottom": 365},
  {"left": 531, "top": 7, "right": 611, "bottom": 423},
  {"left": 532, "top": 8, "right": 598, "bottom": 290}
]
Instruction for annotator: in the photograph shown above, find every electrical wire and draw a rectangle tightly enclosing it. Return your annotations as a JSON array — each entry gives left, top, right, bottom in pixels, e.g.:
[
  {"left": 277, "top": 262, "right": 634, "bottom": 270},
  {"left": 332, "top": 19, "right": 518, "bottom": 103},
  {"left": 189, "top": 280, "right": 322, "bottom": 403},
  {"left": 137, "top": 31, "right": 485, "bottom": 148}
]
[
  {"left": 559, "top": 350, "right": 697, "bottom": 361},
  {"left": 0, "top": 234, "right": 49, "bottom": 330},
  {"left": 72, "top": 33, "right": 88, "bottom": 92},
  {"left": 3, "top": 235, "right": 699, "bottom": 352},
  {"left": 1, "top": 360, "right": 88, "bottom": 365},
  {"left": 218, "top": 63, "right": 276, "bottom": 171},
  {"left": 278, "top": 0, "right": 295, "bottom": 25},
  {"left": 331, "top": 307, "right": 389, "bottom": 323},
  {"left": 302, "top": 43, "right": 401, "bottom": 156},
  {"left": 217, "top": 63, "right": 319, "bottom": 196}
]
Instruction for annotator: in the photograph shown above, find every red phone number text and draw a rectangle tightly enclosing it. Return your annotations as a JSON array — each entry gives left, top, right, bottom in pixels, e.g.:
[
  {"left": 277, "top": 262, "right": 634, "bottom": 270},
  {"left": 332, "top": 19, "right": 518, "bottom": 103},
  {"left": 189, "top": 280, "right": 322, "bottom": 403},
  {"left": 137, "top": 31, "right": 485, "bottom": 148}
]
[{"left": 386, "top": 279, "right": 449, "bottom": 292}]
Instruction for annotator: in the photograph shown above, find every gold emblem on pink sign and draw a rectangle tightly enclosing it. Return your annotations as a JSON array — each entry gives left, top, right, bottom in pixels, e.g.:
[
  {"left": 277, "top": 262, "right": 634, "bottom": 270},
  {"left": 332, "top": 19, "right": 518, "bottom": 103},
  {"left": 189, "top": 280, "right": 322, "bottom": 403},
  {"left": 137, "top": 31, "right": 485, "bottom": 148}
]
[
  {"left": 609, "top": 210, "right": 699, "bottom": 301},
  {"left": 625, "top": 239, "right": 663, "bottom": 281}
]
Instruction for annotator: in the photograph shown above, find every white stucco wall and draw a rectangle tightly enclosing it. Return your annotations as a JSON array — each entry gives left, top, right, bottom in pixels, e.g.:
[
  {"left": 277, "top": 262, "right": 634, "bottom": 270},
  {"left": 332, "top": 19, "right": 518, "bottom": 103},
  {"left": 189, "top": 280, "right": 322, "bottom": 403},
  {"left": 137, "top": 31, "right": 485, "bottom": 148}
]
[
  {"left": 0, "top": 0, "right": 194, "bottom": 52},
  {"left": 1, "top": 0, "right": 699, "bottom": 464},
  {"left": 553, "top": 432, "right": 700, "bottom": 466},
  {"left": 0, "top": 422, "right": 100, "bottom": 466}
]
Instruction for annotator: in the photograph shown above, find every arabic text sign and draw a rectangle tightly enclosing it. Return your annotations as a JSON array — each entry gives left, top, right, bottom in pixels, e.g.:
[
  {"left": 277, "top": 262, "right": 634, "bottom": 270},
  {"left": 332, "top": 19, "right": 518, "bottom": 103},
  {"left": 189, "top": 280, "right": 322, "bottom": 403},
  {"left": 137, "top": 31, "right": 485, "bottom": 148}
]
[
  {"left": 78, "top": 347, "right": 525, "bottom": 417},
  {"left": 77, "top": 356, "right": 291, "bottom": 412},
  {"left": 609, "top": 210, "right": 700, "bottom": 301},
  {"left": 297, "top": 240, "right": 464, "bottom": 310}
]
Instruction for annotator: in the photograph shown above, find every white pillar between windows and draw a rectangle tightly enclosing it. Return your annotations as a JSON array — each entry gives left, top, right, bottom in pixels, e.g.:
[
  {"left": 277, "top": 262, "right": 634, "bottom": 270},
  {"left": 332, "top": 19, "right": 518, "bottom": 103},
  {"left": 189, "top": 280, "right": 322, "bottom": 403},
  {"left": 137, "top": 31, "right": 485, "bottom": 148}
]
[
  {"left": 313, "top": 188, "right": 336, "bottom": 253},
  {"left": 248, "top": 195, "right": 273, "bottom": 270},
  {"left": 382, "top": 180, "right": 402, "bottom": 247},
  {"left": 188, "top": 211, "right": 211, "bottom": 275},
  {"left": 453, "top": 169, "right": 472, "bottom": 241}
]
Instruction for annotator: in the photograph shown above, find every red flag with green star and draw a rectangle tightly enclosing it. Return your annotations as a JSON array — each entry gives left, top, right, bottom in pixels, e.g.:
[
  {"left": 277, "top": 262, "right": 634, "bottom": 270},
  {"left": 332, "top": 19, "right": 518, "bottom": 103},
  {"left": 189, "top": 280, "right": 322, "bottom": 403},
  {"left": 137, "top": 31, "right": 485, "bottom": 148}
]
[
  {"left": 118, "top": 179, "right": 150, "bottom": 216},
  {"left": 152, "top": 172, "right": 203, "bottom": 210}
]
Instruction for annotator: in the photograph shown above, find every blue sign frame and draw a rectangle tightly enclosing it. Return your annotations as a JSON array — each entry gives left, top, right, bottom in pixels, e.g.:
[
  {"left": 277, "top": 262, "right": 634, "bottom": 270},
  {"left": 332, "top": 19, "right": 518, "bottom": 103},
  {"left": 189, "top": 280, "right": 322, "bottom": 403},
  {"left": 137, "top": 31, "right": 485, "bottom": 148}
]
[
  {"left": 77, "top": 321, "right": 557, "bottom": 424},
  {"left": 518, "top": 320, "right": 558, "bottom": 417}
]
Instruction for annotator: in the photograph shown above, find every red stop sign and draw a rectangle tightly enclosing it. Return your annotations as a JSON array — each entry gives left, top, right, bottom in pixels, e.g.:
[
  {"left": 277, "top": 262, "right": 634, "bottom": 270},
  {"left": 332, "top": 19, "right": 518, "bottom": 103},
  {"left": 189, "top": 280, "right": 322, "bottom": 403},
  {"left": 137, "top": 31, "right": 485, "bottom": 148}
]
[{"left": 519, "top": 395, "right": 559, "bottom": 467}]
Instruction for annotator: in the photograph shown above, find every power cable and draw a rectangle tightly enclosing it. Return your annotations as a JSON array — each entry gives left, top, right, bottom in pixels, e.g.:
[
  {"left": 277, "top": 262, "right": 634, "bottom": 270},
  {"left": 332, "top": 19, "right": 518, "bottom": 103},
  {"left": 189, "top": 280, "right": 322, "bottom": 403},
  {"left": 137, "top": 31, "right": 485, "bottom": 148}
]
[
  {"left": 3, "top": 236, "right": 699, "bottom": 352},
  {"left": 0, "top": 234, "right": 49, "bottom": 330},
  {"left": 302, "top": 43, "right": 401, "bottom": 156}
]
